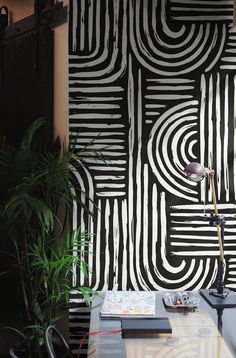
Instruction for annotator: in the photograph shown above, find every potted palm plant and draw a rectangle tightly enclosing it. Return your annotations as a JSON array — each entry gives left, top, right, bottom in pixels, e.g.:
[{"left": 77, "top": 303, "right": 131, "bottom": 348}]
[{"left": 0, "top": 119, "right": 98, "bottom": 357}]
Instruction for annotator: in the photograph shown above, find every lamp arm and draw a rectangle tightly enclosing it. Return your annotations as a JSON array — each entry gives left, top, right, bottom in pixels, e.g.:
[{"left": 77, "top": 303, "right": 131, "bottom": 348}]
[{"left": 209, "top": 173, "right": 224, "bottom": 263}]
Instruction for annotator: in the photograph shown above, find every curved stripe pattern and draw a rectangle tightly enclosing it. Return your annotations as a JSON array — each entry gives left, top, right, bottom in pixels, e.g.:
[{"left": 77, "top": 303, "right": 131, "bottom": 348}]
[
  {"left": 148, "top": 101, "right": 199, "bottom": 202},
  {"left": 69, "top": 0, "right": 127, "bottom": 84},
  {"left": 130, "top": 0, "right": 226, "bottom": 76}
]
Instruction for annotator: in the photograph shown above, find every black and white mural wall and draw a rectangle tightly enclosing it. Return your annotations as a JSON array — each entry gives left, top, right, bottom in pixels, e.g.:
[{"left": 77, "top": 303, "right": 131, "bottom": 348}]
[{"left": 69, "top": 0, "right": 236, "bottom": 291}]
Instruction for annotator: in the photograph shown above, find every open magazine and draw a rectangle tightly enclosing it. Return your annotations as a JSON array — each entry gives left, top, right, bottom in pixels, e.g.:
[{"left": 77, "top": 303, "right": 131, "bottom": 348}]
[{"left": 100, "top": 291, "right": 156, "bottom": 319}]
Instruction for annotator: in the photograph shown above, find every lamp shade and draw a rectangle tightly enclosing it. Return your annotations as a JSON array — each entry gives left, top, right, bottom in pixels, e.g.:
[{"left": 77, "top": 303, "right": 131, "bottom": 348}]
[{"left": 184, "top": 162, "right": 206, "bottom": 182}]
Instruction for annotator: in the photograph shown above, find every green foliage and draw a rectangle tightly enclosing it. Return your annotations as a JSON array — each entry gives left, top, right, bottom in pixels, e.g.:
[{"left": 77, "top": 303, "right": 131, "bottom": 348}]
[{"left": 0, "top": 119, "right": 97, "bottom": 357}]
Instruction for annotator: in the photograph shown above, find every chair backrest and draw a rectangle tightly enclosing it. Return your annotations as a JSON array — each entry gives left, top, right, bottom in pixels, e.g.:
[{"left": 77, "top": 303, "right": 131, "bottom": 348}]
[{"left": 45, "top": 325, "right": 72, "bottom": 358}]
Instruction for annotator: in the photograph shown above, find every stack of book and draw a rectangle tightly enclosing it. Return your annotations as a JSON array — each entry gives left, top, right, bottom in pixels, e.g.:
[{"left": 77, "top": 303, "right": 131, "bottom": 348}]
[{"left": 100, "top": 291, "right": 172, "bottom": 337}]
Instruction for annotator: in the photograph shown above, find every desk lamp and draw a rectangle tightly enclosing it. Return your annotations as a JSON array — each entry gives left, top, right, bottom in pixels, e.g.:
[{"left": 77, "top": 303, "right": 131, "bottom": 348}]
[{"left": 184, "top": 162, "right": 236, "bottom": 308}]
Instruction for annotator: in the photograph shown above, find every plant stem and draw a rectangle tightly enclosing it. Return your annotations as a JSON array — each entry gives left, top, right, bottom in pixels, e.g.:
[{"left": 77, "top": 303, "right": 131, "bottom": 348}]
[{"left": 13, "top": 239, "right": 32, "bottom": 323}]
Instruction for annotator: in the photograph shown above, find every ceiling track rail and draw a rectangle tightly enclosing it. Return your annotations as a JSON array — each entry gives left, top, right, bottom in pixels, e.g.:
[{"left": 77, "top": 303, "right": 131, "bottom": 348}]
[{"left": 1, "top": 1, "right": 67, "bottom": 41}]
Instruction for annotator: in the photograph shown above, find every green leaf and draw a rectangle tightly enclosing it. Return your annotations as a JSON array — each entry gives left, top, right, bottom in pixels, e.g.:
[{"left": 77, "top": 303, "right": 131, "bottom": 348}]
[
  {"left": 20, "top": 118, "right": 45, "bottom": 150},
  {"left": 32, "top": 299, "right": 44, "bottom": 323},
  {"left": 4, "top": 327, "right": 27, "bottom": 340}
]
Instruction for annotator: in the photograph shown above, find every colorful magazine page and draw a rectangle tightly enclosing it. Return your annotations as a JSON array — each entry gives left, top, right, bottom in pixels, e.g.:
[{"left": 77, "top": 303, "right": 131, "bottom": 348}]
[{"left": 101, "top": 291, "right": 156, "bottom": 318}]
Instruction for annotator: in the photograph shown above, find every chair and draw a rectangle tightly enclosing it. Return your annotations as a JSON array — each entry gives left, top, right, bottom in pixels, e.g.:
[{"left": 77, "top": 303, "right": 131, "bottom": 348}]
[{"left": 45, "top": 325, "right": 73, "bottom": 358}]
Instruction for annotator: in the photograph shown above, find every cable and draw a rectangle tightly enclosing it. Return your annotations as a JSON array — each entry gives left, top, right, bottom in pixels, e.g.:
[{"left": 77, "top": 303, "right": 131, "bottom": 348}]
[{"left": 77, "top": 329, "right": 122, "bottom": 358}]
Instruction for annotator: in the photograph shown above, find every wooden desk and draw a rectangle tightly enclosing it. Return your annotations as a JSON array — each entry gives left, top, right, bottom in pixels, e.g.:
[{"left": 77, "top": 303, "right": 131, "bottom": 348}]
[{"left": 87, "top": 292, "right": 236, "bottom": 358}]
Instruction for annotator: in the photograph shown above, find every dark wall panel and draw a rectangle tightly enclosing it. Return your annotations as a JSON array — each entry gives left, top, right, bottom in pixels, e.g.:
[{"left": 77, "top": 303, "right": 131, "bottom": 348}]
[{"left": 0, "top": 28, "right": 53, "bottom": 146}]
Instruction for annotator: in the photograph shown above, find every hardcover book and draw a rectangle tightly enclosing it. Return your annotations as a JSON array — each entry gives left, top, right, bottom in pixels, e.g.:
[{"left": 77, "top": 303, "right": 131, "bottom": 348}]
[
  {"left": 121, "top": 318, "right": 172, "bottom": 338},
  {"left": 100, "top": 291, "right": 156, "bottom": 319}
]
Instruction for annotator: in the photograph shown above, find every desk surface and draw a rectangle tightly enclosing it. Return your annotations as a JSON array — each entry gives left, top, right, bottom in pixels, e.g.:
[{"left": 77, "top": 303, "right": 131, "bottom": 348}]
[{"left": 87, "top": 291, "right": 236, "bottom": 358}]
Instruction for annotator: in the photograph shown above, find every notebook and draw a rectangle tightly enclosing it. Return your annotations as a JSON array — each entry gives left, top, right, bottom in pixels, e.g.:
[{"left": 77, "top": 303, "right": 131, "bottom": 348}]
[{"left": 100, "top": 291, "right": 156, "bottom": 319}]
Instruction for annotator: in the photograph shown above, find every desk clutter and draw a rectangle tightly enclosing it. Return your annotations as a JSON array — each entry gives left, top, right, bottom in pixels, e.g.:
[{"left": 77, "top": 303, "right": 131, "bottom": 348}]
[
  {"left": 87, "top": 291, "right": 236, "bottom": 357},
  {"left": 100, "top": 291, "right": 199, "bottom": 338},
  {"left": 163, "top": 291, "right": 200, "bottom": 311}
]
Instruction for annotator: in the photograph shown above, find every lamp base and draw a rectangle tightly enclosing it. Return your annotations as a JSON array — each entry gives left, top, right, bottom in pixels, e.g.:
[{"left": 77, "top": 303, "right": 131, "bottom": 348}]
[{"left": 200, "top": 289, "right": 236, "bottom": 308}]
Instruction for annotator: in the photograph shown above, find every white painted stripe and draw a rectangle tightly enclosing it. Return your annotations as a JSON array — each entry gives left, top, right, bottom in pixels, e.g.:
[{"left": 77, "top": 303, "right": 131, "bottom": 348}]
[
  {"left": 69, "top": 86, "right": 124, "bottom": 92},
  {"left": 80, "top": 0, "right": 85, "bottom": 51},
  {"left": 71, "top": 185, "right": 77, "bottom": 287},
  {"left": 216, "top": 73, "right": 222, "bottom": 200},
  {"left": 70, "top": 114, "right": 122, "bottom": 119},
  {"left": 224, "top": 75, "right": 230, "bottom": 202},
  {"left": 161, "top": 192, "right": 186, "bottom": 274},
  {"left": 113, "top": 199, "right": 119, "bottom": 289},
  {"left": 171, "top": 243, "right": 225, "bottom": 247},
  {"left": 143, "top": 166, "right": 164, "bottom": 289},
  {"left": 171, "top": 220, "right": 236, "bottom": 225},
  {"left": 89, "top": 166, "right": 125, "bottom": 171},
  {"left": 208, "top": 74, "right": 213, "bottom": 203},
  {"left": 74, "top": 104, "right": 120, "bottom": 109},
  {"left": 98, "top": 151, "right": 127, "bottom": 157},
  {"left": 97, "top": 192, "right": 125, "bottom": 197},
  {"left": 222, "top": 57, "right": 236, "bottom": 62},
  {"left": 145, "top": 94, "right": 193, "bottom": 99},
  {"left": 103, "top": 200, "right": 110, "bottom": 290},
  {"left": 147, "top": 78, "right": 195, "bottom": 83},
  {"left": 128, "top": 55, "right": 139, "bottom": 290},
  {"left": 152, "top": 184, "right": 159, "bottom": 276},
  {"left": 95, "top": 176, "right": 125, "bottom": 180},
  {"left": 72, "top": 0, "right": 78, "bottom": 52},
  {"left": 172, "top": 251, "right": 236, "bottom": 256},
  {"left": 97, "top": 183, "right": 125, "bottom": 188},
  {"left": 205, "top": 25, "right": 226, "bottom": 72},
  {"left": 70, "top": 96, "right": 123, "bottom": 101},
  {"left": 70, "top": 123, "right": 124, "bottom": 128},
  {"left": 200, "top": 74, "right": 206, "bottom": 202},
  {"left": 170, "top": 213, "right": 236, "bottom": 217},
  {"left": 93, "top": 199, "right": 101, "bottom": 291},
  {"left": 160, "top": 0, "right": 185, "bottom": 38},
  {"left": 146, "top": 112, "right": 160, "bottom": 115},
  {"left": 171, "top": 235, "right": 236, "bottom": 240},
  {"left": 88, "top": 0, "right": 94, "bottom": 51},
  {"left": 172, "top": 204, "right": 236, "bottom": 209},
  {"left": 172, "top": 226, "right": 236, "bottom": 232},
  {"left": 122, "top": 199, "right": 128, "bottom": 289},
  {"left": 225, "top": 49, "right": 236, "bottom": 53},
  {"left": 147, "top": 85, "right": 194, "bottom": 90},
  {"left": 188, "top": 139, "right": 197, "bottom": 159},
  {"left": 85, "top": 159, "right": 126, "bottom": 165},
  {"left": 136, "top": 70, "right": 149, "bottom": 290},
  {"left": 220, "top": 65, "right": 236, "bottom": 69}
]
